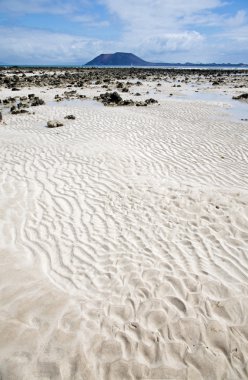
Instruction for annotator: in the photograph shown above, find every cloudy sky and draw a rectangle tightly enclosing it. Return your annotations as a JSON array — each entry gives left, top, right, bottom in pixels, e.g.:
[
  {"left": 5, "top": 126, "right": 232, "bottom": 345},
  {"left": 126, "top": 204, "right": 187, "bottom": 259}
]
[{"left": 0, "top": 0, "right": 247, "bottom": 64}]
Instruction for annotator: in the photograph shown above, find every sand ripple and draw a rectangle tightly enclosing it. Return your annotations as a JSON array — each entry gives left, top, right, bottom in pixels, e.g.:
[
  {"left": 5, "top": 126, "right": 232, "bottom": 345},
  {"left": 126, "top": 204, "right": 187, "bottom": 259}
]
[{"left": 1, "top": 99, "right": 248, "bottom": 379}]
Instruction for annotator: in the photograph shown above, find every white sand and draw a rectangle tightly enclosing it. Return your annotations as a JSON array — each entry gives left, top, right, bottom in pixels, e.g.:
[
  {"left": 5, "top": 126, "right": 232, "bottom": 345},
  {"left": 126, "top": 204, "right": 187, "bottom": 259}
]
[{"left": 1, "top": 84, "right": 248, "bottom": 379}]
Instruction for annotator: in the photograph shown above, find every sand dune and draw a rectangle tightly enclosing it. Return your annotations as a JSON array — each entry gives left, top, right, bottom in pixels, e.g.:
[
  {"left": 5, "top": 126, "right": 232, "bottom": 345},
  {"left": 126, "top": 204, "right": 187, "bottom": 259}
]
[{"left": 1, "top": 83, "right": 248, "bottom": 379}]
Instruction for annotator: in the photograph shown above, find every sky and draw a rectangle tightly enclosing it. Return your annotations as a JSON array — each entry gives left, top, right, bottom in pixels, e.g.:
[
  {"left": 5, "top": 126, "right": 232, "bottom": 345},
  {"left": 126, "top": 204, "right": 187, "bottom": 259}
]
[{"left": 0, "top": 0, "right": 248, "bottom": 64}]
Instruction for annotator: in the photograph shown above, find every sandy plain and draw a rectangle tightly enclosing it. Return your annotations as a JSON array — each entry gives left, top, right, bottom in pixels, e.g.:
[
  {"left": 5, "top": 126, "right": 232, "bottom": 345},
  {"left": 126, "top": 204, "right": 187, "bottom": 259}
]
[{"left": 0, "top": 68, "right": 248, "bottom": 379}]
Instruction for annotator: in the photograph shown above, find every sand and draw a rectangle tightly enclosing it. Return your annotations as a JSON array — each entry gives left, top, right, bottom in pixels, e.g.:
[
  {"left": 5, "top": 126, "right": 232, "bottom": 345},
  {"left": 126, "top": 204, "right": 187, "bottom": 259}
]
[{"left": 1, "top": 72, "right": 248, "bottom": 379}]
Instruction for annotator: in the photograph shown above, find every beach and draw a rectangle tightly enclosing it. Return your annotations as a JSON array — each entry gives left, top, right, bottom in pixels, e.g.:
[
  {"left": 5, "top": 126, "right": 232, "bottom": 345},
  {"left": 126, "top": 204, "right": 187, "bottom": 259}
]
[{"left": 0, "top": 67, "right": 248, "bottom": 379}]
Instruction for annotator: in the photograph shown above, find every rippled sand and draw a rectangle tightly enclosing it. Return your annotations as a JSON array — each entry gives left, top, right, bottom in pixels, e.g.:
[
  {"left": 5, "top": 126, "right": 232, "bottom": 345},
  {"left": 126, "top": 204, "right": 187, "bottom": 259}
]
[{"left": 1, "top": 80, "right": 248, "bottom": 379}]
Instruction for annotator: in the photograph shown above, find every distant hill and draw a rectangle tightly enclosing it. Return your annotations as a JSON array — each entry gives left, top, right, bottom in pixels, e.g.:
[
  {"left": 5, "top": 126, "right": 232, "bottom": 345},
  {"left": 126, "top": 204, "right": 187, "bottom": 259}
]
[
  {"left": 85, "top": 52, "right": 248, "bottom": 68},
  {"left": 85, "top": 52, "right": 150, "bottom": 66}
]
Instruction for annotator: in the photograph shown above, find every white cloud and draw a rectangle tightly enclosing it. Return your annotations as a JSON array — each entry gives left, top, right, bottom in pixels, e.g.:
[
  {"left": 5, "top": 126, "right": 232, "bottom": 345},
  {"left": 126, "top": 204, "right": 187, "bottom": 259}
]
[
  {"left": 226, "top": 10, "right": 247, "bottom": 27},
  {"left": 0, "top": 27, "right": 110, "bottom": 64},
  {"left": 71, "top": 14, "right": 110, "bottom": 28},
  {"left": 100, "top": 0, "right": 225, "bottom": 31},
  {"left": 145, "top": 32, "right": 204, "bottom": 53},
  {"left": 0, "top": 0, "right": 76, "bottom": 14},
  {"left": 115, "top": 32, "right": 205, "bottom": 62},
  {"left": 181, "top": 9, "right": 247, "bottom": 28}
]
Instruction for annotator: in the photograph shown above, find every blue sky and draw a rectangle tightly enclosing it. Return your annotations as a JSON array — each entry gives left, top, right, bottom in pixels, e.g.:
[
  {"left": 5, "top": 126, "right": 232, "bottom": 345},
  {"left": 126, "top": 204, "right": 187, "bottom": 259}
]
[{"left": 0, "top": 0, "right": 247, "bottom": 64}]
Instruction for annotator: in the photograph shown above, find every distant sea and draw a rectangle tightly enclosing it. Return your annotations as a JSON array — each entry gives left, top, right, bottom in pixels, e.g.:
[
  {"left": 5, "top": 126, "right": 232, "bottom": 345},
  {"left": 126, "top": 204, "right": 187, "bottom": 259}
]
[
  {"left": 1, "top": 64, "right": 248, "bottom": 70},
  {"left": 85, "top": 65, "right": 248, "bottom": 70}
]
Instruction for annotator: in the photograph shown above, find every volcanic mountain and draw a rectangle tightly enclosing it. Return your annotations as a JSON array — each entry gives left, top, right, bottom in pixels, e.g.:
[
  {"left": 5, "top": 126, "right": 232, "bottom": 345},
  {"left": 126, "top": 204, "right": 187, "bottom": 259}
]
[{"left": 85, "top": 52, "right": 150, "bottom": 66}]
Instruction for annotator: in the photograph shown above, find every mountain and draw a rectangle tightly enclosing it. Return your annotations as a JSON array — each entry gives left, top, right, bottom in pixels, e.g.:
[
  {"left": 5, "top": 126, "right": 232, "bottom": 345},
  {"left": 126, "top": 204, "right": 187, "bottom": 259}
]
[
  {"left": 85, "top": 52, "right": 248, "bottom": 68},
  {"left": 85, "top": 52, "right": 150, "bottom": 66}
]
